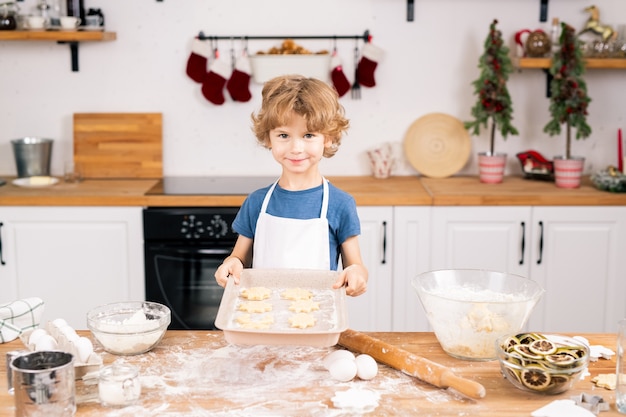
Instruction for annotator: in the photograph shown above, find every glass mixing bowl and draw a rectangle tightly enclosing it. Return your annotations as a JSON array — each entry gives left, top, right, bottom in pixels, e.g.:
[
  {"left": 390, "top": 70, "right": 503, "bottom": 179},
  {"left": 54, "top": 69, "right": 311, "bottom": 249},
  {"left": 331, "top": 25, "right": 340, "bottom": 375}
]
[{"left": 412, "top": 269, "right": 544, "bottom": 361}]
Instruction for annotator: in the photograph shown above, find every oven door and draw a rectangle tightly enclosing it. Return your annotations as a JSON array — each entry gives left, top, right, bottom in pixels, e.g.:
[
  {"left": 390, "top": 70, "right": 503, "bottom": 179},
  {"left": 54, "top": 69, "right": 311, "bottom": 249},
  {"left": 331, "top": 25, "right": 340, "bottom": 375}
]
[{"left": 144, "top": 242, "right": 231, "bottom": 330}]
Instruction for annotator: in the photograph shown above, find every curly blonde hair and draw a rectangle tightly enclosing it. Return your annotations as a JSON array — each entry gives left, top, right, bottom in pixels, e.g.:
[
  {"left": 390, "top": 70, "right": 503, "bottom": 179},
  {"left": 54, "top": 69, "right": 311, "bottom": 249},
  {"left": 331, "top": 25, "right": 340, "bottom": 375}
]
[{"left": 251, "top": 75, "right": 349, "bottom": 158}]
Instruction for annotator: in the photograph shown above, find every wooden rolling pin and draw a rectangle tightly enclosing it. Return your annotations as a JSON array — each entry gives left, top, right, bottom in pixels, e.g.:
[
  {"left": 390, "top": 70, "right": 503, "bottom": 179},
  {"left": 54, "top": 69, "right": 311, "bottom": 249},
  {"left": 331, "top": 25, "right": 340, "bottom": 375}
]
[{"left": 338, "top": 329, "right": 486, "bottom": 399}]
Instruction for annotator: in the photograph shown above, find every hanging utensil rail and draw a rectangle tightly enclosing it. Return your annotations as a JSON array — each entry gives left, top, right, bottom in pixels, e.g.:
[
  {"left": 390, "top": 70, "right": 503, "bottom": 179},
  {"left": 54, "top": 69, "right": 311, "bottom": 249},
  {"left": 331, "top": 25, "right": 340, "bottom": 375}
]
[{"left": 196, "top": 30, "right": 371, "bottom": 43}]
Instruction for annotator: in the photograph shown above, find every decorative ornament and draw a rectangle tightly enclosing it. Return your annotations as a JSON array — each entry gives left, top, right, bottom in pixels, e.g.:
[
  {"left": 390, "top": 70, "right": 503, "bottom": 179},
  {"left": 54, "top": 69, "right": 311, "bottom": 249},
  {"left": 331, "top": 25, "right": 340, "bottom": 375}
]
[{"left": 579, "top": 5, "right": 615, "bottom": 42}]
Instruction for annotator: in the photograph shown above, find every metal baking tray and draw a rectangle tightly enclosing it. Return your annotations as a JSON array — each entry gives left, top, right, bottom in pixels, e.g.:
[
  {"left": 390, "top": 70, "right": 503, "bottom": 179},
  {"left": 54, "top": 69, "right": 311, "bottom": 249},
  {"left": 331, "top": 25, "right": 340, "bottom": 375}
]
[{"left": 215, "top": 268, "right": 348, "bottom": 347}]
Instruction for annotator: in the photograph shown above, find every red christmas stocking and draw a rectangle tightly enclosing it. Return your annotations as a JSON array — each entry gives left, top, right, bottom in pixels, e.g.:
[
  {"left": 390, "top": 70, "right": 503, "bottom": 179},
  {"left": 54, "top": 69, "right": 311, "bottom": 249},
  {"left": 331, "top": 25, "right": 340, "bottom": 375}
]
[
  {"left": 330, "top": 54, "right": 350, "bottom": 97},
  {"left": 226, "top": 55, "right": 252, "bottom": 102},
  {"left": 357, "top": 43, "right": 384, "bottom": 88},
  {"left": 201, "top": 58, "right": 231, "bottom": 105},
  {"left": 186, "top": 39, "right": 211, "bottom": 83}
]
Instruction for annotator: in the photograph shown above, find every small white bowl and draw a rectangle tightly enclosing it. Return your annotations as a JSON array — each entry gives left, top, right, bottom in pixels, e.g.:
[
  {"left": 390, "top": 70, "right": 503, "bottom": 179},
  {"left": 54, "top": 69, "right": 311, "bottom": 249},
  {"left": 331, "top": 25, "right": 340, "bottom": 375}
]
[{"left": 87, "top": 301, "right": 170, "bottom": 355}]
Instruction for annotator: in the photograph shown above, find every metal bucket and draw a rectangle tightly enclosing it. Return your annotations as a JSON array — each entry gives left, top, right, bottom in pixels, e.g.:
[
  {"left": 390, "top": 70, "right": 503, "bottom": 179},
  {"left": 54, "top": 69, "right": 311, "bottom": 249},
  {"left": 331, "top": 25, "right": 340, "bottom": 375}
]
[
  {"left": 11, "top": 137, "right": 54, "bottom": 178},
  {"left": 10, "top": 351, "right": 76, "bottom": 417}
]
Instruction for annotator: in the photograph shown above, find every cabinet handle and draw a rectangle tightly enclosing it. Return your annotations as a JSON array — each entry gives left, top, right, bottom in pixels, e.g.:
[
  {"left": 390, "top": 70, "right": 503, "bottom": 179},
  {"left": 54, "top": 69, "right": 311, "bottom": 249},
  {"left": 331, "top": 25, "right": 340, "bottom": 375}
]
[
  {"left": 0, "top": 222, "right": 5, "bottom": 265},
  {"left": 536, "top": 221, "right": 544, "bottom": 265},
  {"left": 519, "top": 221, "right": 525, "bottom": 265},
  {"left": 381, "top": 221, "right": 387, "bottom": 265}
]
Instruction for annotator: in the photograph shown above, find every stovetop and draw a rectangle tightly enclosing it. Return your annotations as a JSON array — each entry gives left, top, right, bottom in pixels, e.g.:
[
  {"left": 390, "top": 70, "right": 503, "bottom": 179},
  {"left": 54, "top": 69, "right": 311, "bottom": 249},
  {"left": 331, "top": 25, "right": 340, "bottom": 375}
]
[{"left": 146, "top": 176, "right": 277, "bottom": 195}]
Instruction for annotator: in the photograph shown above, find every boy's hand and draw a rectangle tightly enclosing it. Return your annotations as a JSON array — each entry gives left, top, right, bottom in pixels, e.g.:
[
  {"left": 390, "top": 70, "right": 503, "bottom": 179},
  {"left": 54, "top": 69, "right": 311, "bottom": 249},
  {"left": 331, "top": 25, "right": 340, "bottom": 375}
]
[
  {"left": 333, "top": 264, "right": 368, "bottom": 296},
  {"left": 214, "top": 256, "right": 244, "bottom": 287}
]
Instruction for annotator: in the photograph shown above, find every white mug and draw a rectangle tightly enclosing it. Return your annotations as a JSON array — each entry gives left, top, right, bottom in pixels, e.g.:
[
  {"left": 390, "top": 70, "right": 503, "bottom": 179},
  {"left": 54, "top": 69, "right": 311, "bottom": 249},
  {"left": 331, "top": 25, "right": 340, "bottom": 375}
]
[
  {"left": 60, "top": 16, "right": 81, "bottom": 29},
  {"left": 26, "top": 16, "right": 46, "bottom": 30}
]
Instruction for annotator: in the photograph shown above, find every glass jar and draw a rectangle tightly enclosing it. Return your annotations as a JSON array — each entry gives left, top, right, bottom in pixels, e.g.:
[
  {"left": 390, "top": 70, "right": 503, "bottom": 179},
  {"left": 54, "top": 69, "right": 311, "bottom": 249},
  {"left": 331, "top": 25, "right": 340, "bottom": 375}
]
[{"left": 98, "top": 364, "right": 141, "bottom": 407}]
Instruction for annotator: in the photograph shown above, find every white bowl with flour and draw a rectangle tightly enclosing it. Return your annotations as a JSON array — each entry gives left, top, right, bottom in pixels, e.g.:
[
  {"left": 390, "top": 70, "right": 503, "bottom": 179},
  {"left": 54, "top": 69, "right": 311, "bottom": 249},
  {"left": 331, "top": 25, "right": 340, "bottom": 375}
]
[{"left": 87, "top": 301, "right": 171, "bottom": 355}]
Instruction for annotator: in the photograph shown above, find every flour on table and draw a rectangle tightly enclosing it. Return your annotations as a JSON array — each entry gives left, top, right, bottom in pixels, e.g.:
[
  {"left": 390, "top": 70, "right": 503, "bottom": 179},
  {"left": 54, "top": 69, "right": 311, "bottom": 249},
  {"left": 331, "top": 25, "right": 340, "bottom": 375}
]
[
  {"left": 331, "top": 388, "right": 381, "bottom": 413},
  {"left": 241, "top": 286, "right": 272, "bottom": 300},
  {"left": 281, "top": 287, "right": 313, "bottom": 300},
  {"left": 238, "top": 301, "right": 273, "bottom": 313},
  {"left": 85, "top": 334, "right": 460, "bottom": 417}
]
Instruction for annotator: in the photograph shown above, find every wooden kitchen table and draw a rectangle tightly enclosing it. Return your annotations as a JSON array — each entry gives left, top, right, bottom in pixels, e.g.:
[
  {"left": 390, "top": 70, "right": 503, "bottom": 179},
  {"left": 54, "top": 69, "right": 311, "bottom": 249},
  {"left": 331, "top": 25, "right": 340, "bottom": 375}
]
[{"left": 0, "top": 331, "right": 621, "bottom": 416}]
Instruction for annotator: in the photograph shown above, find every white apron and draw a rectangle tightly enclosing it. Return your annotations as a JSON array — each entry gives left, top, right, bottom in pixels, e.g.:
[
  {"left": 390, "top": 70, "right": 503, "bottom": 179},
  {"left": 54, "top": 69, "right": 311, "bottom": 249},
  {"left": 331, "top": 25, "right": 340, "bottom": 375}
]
[{"left": 252, "top": 178, "right": 330, "bottom": 270}]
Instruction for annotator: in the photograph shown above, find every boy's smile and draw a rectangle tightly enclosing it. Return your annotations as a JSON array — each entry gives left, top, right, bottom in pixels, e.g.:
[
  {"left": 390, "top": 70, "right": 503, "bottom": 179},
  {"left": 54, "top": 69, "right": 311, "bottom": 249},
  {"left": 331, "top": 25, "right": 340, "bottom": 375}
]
[{"left": 269, "top": 113, "right": 331, "bottom": 181}]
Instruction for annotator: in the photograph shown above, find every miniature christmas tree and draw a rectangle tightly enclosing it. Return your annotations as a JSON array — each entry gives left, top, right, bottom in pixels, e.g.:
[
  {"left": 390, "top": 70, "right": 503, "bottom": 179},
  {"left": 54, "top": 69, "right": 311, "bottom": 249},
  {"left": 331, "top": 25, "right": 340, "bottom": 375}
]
[
  {"left": 465, "top": 19, "right": 518, "bottom": 155},
  {"left": 543, "top": 22, "right": 591, "bottom": 159}
]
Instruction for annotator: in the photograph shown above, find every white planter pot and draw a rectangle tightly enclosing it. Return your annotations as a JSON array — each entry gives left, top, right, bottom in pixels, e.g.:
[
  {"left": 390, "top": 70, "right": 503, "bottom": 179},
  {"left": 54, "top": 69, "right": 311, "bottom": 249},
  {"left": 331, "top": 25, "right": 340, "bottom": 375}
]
[
  {"left": 478, "top": 152, "right": 507, "bottom": 184},
  {"left": 553, "top": 156, "right": 585, "bottom": 188}
]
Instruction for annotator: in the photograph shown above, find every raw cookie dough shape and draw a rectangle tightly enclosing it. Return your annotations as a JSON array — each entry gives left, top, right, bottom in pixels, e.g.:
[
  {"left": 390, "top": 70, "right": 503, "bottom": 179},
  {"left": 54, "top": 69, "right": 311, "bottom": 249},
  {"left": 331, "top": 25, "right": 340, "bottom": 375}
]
[
  {"left": 591, "top": 373, "right": 617, "bottom": 390},
  {"left": 288, "top": 313, "right": 316, "bottom": 329},
  {"left": 239, "top": 301, "right": 273, "bottom": 313},
  {"left": 288, "top": 299, "right": 320, "bottom": 313},
  {"left": 236, "top": 313, "right": 274, "bottom": 329},
  {"left": 241, "top": 286, "right": 272, "bottom": 300},
  {"left": 281, "top": 287, "right": 313, "bottom": 301}
]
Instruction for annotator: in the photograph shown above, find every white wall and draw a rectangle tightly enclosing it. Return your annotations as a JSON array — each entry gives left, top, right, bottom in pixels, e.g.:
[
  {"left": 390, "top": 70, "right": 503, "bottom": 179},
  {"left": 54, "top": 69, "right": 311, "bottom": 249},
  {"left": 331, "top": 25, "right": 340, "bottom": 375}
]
[{"left": 0, "top": 0, "right": 624, "bottom": 178}]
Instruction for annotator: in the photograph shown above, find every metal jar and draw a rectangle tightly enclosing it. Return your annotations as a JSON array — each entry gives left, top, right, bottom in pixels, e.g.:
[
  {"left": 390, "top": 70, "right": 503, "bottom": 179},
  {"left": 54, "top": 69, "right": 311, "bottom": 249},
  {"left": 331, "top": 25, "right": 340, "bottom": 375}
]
[
  {"left": 11, "top": 137, "right": 54, "bottom": 178},
  {"left": 10, "top": 351, "right": 76, "bottom": 417}
]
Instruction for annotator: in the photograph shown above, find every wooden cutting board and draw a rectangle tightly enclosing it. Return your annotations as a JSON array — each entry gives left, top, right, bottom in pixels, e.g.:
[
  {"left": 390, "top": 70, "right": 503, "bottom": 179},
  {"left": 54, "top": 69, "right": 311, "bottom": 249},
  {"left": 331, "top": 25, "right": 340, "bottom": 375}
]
[{"left": 73, "top": 113, "right": 163, "bottom": 179}]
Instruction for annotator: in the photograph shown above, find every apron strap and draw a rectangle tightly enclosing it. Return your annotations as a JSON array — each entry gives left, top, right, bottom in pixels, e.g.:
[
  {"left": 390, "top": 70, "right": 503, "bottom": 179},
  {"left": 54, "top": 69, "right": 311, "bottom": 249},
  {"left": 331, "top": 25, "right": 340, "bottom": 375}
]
[
  {"left": 320, "top": 178, "right": 329, "bottom": 219},
  {"left": 260, "top": 178, "right": 329, "bottom": 219},
  {"left": 259, "top": 180, "right": 279, "bottom": 214}
]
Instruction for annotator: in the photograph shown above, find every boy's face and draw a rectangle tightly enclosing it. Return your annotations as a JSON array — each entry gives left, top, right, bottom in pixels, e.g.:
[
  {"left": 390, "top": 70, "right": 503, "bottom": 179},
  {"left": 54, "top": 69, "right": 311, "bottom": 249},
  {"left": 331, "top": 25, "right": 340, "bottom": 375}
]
[{"left": 268, "top": 113, "right": 331, "bottom": 175}]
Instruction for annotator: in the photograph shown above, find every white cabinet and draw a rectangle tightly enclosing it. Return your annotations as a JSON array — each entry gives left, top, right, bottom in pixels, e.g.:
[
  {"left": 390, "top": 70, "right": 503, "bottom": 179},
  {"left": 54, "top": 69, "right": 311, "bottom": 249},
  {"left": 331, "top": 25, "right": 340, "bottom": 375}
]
[
  {"left": 0, "top": 207, "right": 144, "bottom": 329},
  {"left": 431, "top": 207, "right": 531, "bottom": 275},
  {"left": 347, "top": 206, "right": 393, "bottom": 331},
  {"left": 529, "top": 207, "right": 626, "bottom": 333},
  {"left": 430, "top": 206, "right": 626, "bottom": 333},
  {"left": 347, "top": 206, "right": 431, "bottom": 332},
  {"left": 392, "top": 206, "right": 431, "bottom": 331}
]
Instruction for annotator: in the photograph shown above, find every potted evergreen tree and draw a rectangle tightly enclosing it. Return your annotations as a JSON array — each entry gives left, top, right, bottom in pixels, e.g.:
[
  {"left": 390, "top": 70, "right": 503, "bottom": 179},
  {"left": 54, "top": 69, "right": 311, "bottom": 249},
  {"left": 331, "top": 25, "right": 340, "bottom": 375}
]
[
  {"left": 543, "top": 22, "right": 591, "bottom": 188},
  {"left": 465, "top": 19, "right": 518, "bottom": 184}
]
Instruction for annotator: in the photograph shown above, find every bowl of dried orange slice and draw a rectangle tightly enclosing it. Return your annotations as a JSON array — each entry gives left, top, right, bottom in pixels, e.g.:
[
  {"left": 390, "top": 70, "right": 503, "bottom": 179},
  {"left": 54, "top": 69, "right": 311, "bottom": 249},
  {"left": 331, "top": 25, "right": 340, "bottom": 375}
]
[{"left": 496, "top": 332, "right": 589, "bottom": 394}]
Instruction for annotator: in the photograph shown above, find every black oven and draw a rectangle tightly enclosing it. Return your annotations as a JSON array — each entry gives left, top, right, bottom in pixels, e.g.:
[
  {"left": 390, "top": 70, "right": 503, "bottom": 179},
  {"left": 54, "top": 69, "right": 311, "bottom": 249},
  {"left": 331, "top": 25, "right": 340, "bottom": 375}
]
[{"left": 143, "top": 206, "right": 239, "bottom": 330}]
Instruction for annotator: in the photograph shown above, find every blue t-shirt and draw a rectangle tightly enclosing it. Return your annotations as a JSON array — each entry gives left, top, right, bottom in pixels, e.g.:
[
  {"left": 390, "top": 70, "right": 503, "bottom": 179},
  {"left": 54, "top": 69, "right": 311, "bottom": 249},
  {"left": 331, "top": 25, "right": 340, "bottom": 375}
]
[{"left": 233, "top": 180, "right": 361, "bottom": 270}]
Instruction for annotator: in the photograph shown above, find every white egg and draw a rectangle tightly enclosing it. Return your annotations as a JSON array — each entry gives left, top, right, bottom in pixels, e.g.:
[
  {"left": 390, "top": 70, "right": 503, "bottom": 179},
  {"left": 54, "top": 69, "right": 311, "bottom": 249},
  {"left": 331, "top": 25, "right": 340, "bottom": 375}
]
[
  {"left": 48, "top": 318, "right": 68, "bottom": 338},
  {"left": 328, "top": 357, "right": 358, "bottom": 382},
  {"left": 322, "top": 349, "right": 355, "bottom": 370},
  {"left": 52, "top": 318, "right": 68, "bottom": 328},
  {"left": 74, "top": 337, "right": 94, "bottom": 363},
  {"left": 59, "top": 325, "right": 80, "bottom": 343},
  {"left": 355, "top": 354, "right": 378, "bottom": 380},
  {"left": 28, "top": 328, "right": 49, "bottom": 346},
  {"left": 35, "top": 334, "right": 58, "bottom": 351}
]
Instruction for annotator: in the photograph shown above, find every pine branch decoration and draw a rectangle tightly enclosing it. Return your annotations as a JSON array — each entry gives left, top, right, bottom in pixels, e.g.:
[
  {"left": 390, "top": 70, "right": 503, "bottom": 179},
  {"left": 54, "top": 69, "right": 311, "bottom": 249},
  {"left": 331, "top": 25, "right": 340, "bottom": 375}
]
[
  {"left": 543, "top": 22, "right": 592, "bottom": 159},
  {"left": 465, "top": 19, "right": 518, "bottom": 155}
]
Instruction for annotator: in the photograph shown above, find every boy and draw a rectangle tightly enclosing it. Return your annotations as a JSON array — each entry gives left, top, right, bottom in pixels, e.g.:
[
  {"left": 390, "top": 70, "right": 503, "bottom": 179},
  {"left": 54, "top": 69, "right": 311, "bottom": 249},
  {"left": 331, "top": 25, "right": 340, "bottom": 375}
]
[{"left": 215, "top": 75, "right": 367, "bottom": 296}]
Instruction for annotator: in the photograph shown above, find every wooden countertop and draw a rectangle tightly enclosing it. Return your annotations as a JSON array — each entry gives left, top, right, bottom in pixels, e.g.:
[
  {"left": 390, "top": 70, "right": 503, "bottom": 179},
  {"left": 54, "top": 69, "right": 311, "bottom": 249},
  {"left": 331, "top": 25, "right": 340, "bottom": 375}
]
[
  {"left": 0, "top": 175, "right": 624, "bottom": 207},
  {"left": 420, "top": 176, "right": 626, "bottom": 206},
  {"left": 0, "top": 331, "right": 621, "bottom": 416}
]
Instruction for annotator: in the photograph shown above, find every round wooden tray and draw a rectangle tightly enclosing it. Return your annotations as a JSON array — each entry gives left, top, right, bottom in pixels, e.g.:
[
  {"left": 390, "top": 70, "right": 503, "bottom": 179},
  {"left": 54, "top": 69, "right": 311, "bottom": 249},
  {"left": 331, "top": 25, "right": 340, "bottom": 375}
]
[{"left": 403, "top": 113, "right": 471, "bottom": 178}]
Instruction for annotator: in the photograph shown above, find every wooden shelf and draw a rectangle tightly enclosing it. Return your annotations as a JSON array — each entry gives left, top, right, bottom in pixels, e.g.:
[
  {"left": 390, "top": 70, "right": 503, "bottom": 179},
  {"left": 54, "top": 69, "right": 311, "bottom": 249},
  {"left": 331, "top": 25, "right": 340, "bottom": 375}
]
[
  {"left": 515, "top": 57, "right": 626, "bottom": 69},
  {"left": 0, "top": 30, "right": 116, "bottom": 41},
  {"left": 0, "top": 30, "right": 117, "bottom": 71}
]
